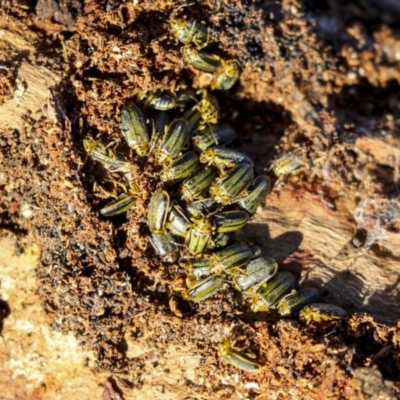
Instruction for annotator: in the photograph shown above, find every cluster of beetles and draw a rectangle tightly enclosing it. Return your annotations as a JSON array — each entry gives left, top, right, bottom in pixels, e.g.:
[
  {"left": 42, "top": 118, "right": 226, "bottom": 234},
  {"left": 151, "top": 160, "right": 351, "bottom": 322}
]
[{"left": 84, "top": 17, "right": 348, "bottom": 372}]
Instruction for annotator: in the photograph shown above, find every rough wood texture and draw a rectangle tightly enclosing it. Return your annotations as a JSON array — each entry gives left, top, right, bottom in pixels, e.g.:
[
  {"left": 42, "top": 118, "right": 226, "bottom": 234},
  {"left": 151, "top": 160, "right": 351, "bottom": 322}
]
[{"left": 0, "top": 27, "right": 60, "bottom": 130}]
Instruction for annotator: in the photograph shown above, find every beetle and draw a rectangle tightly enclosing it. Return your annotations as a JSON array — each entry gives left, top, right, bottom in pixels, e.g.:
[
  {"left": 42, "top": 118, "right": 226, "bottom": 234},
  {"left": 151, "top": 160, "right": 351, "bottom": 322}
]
[
  {"left": 167, "top": 204, "right": 191, "bottom": 238},
  {"left": 271, "top": 153, "right": 307, "bottom": 177},
  {"left": 208, "top": 243, "right": 253, "bottom": 274},
  {"left": 183, "top": 275, "right": 224, "bottom": 302},
  {"left": 160, "top": 151, "right": 199, "bottom": 183},
  {"left": 179, "top": 167, "right": 217, "bottom": 203},
  {"left": 155, "top": 118, "right": 190, "bottom": 165},
  {"left": 147, "top": 190, "right": 170, "bottom": 234},
  {"left": 169, "top": 18, "right": 212, "bottom": 49},
  {"left": 192, "top": 124, "right": 235, "bottom": 152},
  {"left": 152, "top": 111, "right": 171, "bottom": 142},
  {"left": 217, "top": 339, "right": 262, "bottom": 372},
  {"left": 120, "top": 101, "right": 150, "bottom": 157},
  {"left": 176, "top": 88, "right": 197, "bottom": 110},
  {"left": 237, "top": 175, "right": 271, "bottom": 214},
  {"left": 206, "top": 232, "right": 235, "bottom": 251},
  {"left": 182, "top": 45, "right": 223, "bottom": 72},
  {"left": 99, "top": 188, "right": 138, "bottom": 217},
  {"left": 181, "top": 107, "right": 202, "bottom": 137},
  {"left": 200, "top": 147, "right": 253, "bottom": 170},
  {"left": 195, "top": 90, "right": 220, "bottom": 127},
  {"left": 83, "top": 137, "right": 127, "bottom": 167},
  {"left": 185, "top": 255, "right": 213, "bottom": 280},
  {"left": 188, "top": 243, "right": 253, "bottom": 279},
  {"left": 209, "top": 163, "right": 254, "bottom": 205},
  {"left": 149, "top": 231, "right": 179, "bottom": 263},
  {"left": 277, "top": 287, "right": 321, "bottom": 317},
  {"left": 248, "top": 244, "right": 263, "bottom": 260},
  {"left": 298, "top": 303, "right": 348, "bottom": 324},
  {"left": 233, "top": 256, "right": 278, "bottom": 292},
  {"left": 184, "top": 197, "right": 219, "bottom": 219},
  {"left": 136, "top": 90, "right": 177, "bottom": 110},
  {"left": 250, "top": 271, "right": 295, "bottom": 312},
  {"left": 212, "top": 210, "right": 250, "bottom": 233},
  {"left": 211, "top": 60, "right": 240, "bottom": 91},
  {"left": 185, "top": 216, "right": 213, "bottom": 254}
]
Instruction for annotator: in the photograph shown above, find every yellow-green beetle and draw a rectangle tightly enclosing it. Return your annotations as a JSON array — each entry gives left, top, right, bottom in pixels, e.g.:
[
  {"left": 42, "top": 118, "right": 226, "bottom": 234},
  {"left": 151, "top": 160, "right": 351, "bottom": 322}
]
[
  {"left": 200, "top": 147, "right": 253, "bottom": 170},
  {"left": 248, "top": 244, "right": 263, "bottom": 260},
  {"left": 277, "top": 287, "right": 321, "bottom": 317},
  {"left": 182, "top": 45, "right": 223, "bottom": 72},
  {"left": 169, "top": 19, "right": 212, "bottom": 49},
  {"left": 192, "top": 124, "right": 235, "bottom": 152},
  {"left": 211, "top": 60, "right": 240, "bottom": 91},
  {"left": 149, "top": 231, "right": 179, "bottom": 263},
  {"left": 217, "top": 339, "right": 262, "bottom": 372},
  {"left": 152, "top": 111, "right": 171, "bottom": 142},
  {"left": 147, "top": 190, "right": 170, "bottom": 234},
  {"left": 298, "top": 303, "right": 348, "bottom": 324},
  {"left": 167, "top": 204, "right": 191, "bottom": 238},
  {"left": 238, "top": 175, "right": 271, "bottom": 214},
  {"left": 136, "top": 90, "right": 177, "bottom": 110},
  {"left": 233, "top": 256, "right": 278, "bottom": 292},
  {"left": 210, "top": 164, "right": 254, "bottom": 204},
  {"left": 185, "top": 216, "right": 213, "bottom": 254},
  {"left": 120, "top": 101, "right": 150, "bottom": 157},
  {"left": 209, "top": 243, "right": 253, "bottom": 274},
  {"left": 183, "top": 275, "right": 224, "bottom": 302},
  {"left": 250, "top": 271, "right": 295, "bottom": 312},
  {"left": 83, "top": 137, "right": 128, "bottom": 167},
  {"left": 160, "top": 151, "right": 199, "bottom": 183},
  {"left": 184, "top": 197, "right": 219, "bottom": 219},
  {"left": 181, "top": 107, "right": 202, "bottom": 137},
  {"left": 206, "top": 232, "right": 235, "bottom": 251},
  {"left": 186, "top": 255, "right": 213, "bottom": 280},
  {"left": 189, "top": 243, "right": 253, "bottom": 278},
  {"left": 176, "top": 88, "right": 197, "bottom": 110},
  {"left": 179, "top": 167, "right": 217, "bottom": 203},
  {"left": 212, "top": 210, "right": 250, "bottom": 233},
  {"left": 271, "top": 153, "right": 307, "bottom": 177},
  {"left": 195, "top": 91, "right": 220, "bottom": 126},
  {"left": 99, "top": 193, "right": 136, "bottom": 217},
  {"left": 155, "top": 118, "right": 190, "bottom": 165}
]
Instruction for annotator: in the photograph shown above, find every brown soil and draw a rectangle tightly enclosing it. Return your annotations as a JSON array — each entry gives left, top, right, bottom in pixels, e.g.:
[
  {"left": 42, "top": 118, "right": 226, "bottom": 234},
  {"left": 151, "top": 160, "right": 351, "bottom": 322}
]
[{"left": 1, "top": 0, "right": 400, "bottom": 399}]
